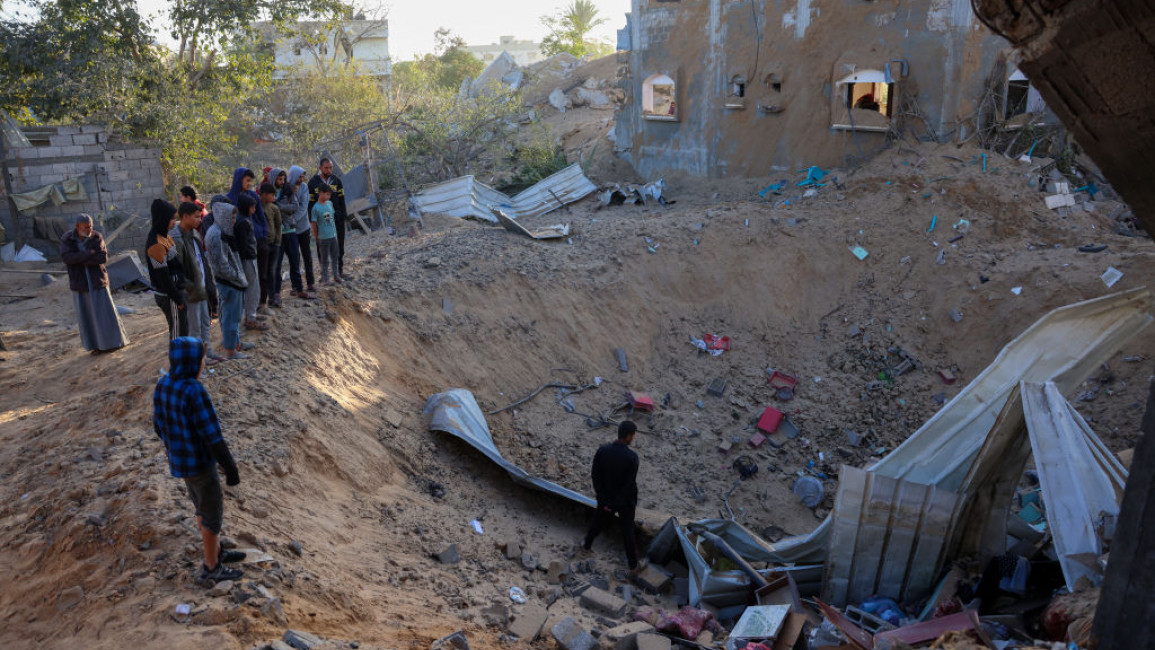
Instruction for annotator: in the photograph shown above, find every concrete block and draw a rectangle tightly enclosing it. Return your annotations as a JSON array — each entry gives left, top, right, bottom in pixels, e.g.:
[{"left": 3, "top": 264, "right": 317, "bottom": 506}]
[
  {"left": 73, "top": 134, "right": 96, "bottom": 146},
  {"left": 82, "top": 145, "right": 103, "bottom": 156},
  {"left": 80, "top": 125, "right": 104, "bottom": 133},
  {"left": 282, "top": 629, "right": 323, "bottom": 649},
  {"left": 634, "top": 565, "right": 671, "bottom": 593},
  {"left": 508, "top": 604, "right": 549, "bottom": 641},
  {"left": 503, "top": 539, "right": 522, "bottom": 560},
  {"left": 56, "top": 126, "right": 81, "bottom": 135},
  {"left": 60, "top": 145, "right": 85, "bottom": 157},
  {"left": 635, "top": 634, "right": 670, "bottom": 650},
  {"left": 1045, "top": 193, "right": 1076, "bottom": 209},
  {"left": 49, "top": 134, "right": 73, "bottom": 147},
  {"left": 547, "top": 559, "right": 568, "bottom": 584},
  {"left": 106, "top": 170, "right": 129, "bottom": 183},
  {"left": 105, "top": 149, "right": 127, "bottom": 161},
  {"left": 580, "top": 586, "right": 627, "bottom": 617},
  {"left": 605, "top": 621, "right": 655, "bottom": 650},
  {"left": 96, "top": 132, "right": 108, "bottom": 144},
  {"left": 39, "top": 145, "right": 64, "bottom": 158},
  {"left": 551, "top": 617, "right": 597, "bottom": 650}
]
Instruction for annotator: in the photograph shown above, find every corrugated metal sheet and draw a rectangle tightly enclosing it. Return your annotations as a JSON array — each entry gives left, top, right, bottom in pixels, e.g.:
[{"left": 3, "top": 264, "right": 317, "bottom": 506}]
[
  {"left": 765, "top": 288, "right": 1152, "bottom": 564},
  {"left": 423, "top": 389, "right": 595, "bottom": 508},
  {"left": 823, "top": 466, "right": 958, "bottom": 607},
  {"left": 1022, "top": 381, "right": 1127, "bottom": 590},
  {"left": 412, "top": 163, "right": 596, "bottom": 222}
]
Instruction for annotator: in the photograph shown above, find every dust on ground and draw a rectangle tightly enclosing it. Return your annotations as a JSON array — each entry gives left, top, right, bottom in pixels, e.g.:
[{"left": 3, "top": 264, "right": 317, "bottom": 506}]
[{"left": 1, "top": 133, "right": 1152, "bottom": 650}]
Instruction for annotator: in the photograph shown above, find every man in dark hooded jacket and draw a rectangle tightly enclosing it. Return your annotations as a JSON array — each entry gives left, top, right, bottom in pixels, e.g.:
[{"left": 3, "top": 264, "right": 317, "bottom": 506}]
[
  {"left": 154, "top": 336, "right": 245, "bottom": 584},
  {"left": 226, "top": 168, "right": 271, "bottom": 318},
  {"left": 147, "top": 199, "right": 187, "bottom": 339}
]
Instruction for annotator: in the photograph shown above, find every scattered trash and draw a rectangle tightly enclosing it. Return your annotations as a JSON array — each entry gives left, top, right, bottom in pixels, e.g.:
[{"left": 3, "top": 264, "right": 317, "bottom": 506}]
[
  {"left": 1101, "top": 266, "right": 1123, "bottom": 288},
  {"left": 627, "top": 391, "right": 655, "bottom": 412},
  {"left": 115, "top": 305, "right": 136, "bottom": 316},
  {"left": 792, "top": 476, "right": 824, "bottom": 508},
  {"left": 849, "top": 246, "right": 869, "bottom": 261},
  {"left": 756, "top": 406, "right": 784, "bottom": 434},
  {"left": 598, "top": 179, "right": 671, "bottom": 206},
  {"left": 1011, "top": 286, "right": 1023, "bottom": 295},
  {"left": 702, "top": 334, "right": 730, "bottom": 351},
  {"left": 492, "top": 209, "right": 570, "bottom": 240},
  {"left": 614, "top": 348, "right": 629, "bottom": 372},
  {"left": 733, "top": 455, "right": 759, "bottom": 479},
  {"left": 935, "top": 249, "right": 946, "bottom": 265},
  {"left": 174, "top": 603, "right": 192, "bottom": 616},
  {"left": 758, "top": 181, "right": 786, "bottom": 198},
  {"left": 470, "top": 519, "right": 484, "bottom": 534},
  {"left": 948, "top": 309, "right": 963, "bottom": 323},
  {"left": 690, "top": 336, "right": 725, "bottom": 357},
  {"left": 509, "top": 586, "right": 528, "bottom": 604},
  {"left": 926, "top": 215, "right": 937, "bottom": 232},
  {"left": 797, "top": 166, "right": 828, "bottom": 187},
  {"left": 706, "top": 378, "right": 728, "bottom": 397},
  {"left": 13, "top": 244, "right": 47, "bottom": 263},
  {"left": 1078, "top": 244, "right": 1108, "bottom": 253}
]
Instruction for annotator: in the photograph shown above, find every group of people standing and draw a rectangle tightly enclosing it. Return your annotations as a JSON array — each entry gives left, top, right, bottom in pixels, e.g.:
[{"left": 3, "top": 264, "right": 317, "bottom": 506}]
[{"left": 138, "top": 158, "right": 350, "bottom": 363}]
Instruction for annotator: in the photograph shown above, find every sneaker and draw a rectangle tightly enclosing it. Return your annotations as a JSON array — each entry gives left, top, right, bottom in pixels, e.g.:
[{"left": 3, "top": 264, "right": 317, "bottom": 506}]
[
  {"left": 226, "top": 352, "right": 251, "bottom": 360},
  {"left": 257, "top": 305, "right": 269, "bottom": 315},
  {"left": 198, "top": 562, "right": 243, "bottom": 585},
  {"left": 219, "top": 548, "right": 247, "bottom": 564},
  {"left": 205, "top": 357, "right": 220, "bottom": 367},
  {"left": 239, "top": 342, "right": 256, "bottom": 351}
]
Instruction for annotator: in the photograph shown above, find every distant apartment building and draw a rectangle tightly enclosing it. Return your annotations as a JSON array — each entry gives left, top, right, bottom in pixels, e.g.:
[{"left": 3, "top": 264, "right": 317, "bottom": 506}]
[
  {"left": 464, "top": 36, "right": 545, "bottom": 67},
  {"left": 255, "top": 19, "right": 391, "bottom": 79}
]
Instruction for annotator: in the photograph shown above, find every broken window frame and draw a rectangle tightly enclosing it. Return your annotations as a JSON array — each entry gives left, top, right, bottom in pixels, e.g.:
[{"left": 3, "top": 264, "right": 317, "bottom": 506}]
[
  {"left": 725, "top": 74, "right": 747, "bottom": 110},
  {"left": 642, "top": 72, "right": 679, "bottom": 122},
  {"left": 832, "top": 69, "right": 894, "bottom": 133},
  {"left": 1003, "top": 69, "right": 1050, "bottom": 128}
]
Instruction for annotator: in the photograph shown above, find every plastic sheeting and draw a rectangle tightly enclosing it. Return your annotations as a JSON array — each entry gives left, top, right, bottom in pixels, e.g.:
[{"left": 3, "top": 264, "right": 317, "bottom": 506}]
[
  {"left": 411, "top": 163, "right": 596, "bottom": 222},
  {"left": 423, "top": 388, "right": 595, "bottom": 508},
  {"left": 764, "top": 288, "right": 1153, "bottom": 564}
]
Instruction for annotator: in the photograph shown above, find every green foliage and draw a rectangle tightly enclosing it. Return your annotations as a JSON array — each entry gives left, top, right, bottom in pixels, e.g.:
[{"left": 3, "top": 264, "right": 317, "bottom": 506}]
[
  {"left": 272, "top": 64, "right": 394, "bottom": 161},
  {"left": 541, "top": 0, "right": 611, "bottom": 58},
  {"left": 497, "top": 127, "right": 569, "bottom": 194},
  {"left": 392, "top": 28, "right": 484, "bottom": 92}
]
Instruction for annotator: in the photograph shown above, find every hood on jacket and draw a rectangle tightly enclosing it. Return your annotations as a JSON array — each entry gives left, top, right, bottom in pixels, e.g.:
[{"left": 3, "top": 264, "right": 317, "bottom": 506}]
[
  {"left": 287, "top": 165, "right": 307, "bottom": 187},
  {"left": 270, "top": 167, "right": 286, "bottom": 189},
  {"left": 168, "top": 336, "right": 205, "bottom": 379},
  {"left": 226, "top": 168, "right": 253, "bottom": 205},
  {"left": 150, "top": 199, "right": 177, "bottom": 234},
  {"left": 211, "top": 201, "right": 236, "bottom": 236}
]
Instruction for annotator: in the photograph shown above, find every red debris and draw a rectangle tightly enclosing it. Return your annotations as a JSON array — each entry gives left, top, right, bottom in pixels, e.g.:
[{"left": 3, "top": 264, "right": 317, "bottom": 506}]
[{"left": 757, "top": 407, "right": 784, "bottom": 434}]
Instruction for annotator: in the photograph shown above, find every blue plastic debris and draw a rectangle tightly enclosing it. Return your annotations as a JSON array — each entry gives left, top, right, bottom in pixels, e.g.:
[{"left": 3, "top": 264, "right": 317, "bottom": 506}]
[
  {"left": 849, "top": 246, "right": 869, "bottom": 260},
  {"left": 927, "top": 215, "right": 937, "bottom": 233},
  {"left": 797, "top": 166, "right": 828, "bottom": 187},
  {"left": 1074, "top": 182, "right": 1100, "bottom": 197},
  {"left": 758, "top": 181, "right": 786, "bottom": 198}
]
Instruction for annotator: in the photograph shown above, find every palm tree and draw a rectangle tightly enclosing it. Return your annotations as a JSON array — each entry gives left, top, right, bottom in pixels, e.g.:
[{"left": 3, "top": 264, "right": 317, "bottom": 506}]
[{"left": 541, "top": 0, "right": 609, "bottom": 58}]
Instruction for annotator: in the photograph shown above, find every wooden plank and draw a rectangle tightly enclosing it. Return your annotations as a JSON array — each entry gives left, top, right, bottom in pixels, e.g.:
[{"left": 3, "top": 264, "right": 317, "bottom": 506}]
[{"left": 103, "top": 212, "right": 139, "bottom": 247}]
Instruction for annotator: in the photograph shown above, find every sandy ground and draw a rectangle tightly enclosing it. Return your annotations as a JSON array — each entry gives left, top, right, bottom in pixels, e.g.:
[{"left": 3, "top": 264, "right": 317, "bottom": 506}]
[{"left": 0, "top": 137, "right": 1152, "bottom": 650}]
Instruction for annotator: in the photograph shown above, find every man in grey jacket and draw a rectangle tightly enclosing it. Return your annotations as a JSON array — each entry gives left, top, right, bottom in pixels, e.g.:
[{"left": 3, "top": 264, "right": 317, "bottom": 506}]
[
  {"left": 285, "top": 165, "right": 316, "bottom": 298},
  {"left": 204, "top": 198, "right": 249, "bottom": 361}
]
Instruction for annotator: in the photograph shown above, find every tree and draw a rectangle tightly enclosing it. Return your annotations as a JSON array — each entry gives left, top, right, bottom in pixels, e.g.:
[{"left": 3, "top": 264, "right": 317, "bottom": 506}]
[
  {"left": 540, "top": 0, "right": 610, "bottom": 58},
  {"left": 392, "top": 28, "right": 483, "bottom": 92}
]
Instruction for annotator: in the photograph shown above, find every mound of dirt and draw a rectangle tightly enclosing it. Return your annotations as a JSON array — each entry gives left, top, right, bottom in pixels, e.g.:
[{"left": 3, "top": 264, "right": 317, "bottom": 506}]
[{"left": 0, "top": 140, "right": 1151, "bottom": 649}]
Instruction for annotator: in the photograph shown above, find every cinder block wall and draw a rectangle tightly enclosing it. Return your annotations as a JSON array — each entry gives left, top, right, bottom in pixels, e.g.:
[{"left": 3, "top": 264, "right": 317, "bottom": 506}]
[{"left": 1, "top": 125, "right": 166, "bottom": 259}]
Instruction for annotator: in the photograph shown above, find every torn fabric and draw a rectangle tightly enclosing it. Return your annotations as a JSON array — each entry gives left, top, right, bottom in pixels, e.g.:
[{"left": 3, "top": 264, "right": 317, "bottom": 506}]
[
  {"left": 424, "top": 388, "right": 595, "bottom": 508},
  {"left": 12, "top": 183, "right": 66, "bottom": 213}
]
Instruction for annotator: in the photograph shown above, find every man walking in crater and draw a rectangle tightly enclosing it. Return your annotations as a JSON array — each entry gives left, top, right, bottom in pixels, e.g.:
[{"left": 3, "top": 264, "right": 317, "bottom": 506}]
[{"left": 583, "top": 420, "right": 643, "bottom": 575}]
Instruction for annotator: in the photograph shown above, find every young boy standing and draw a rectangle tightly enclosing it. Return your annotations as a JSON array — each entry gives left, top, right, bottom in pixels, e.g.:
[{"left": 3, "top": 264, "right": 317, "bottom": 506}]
[
  {"left": 259, "top": 182, "right": 284, "bottom": 308},
  {"left": 205, "top": 198, "right": 250, "bottom": 360},
  {"left": 153, "top": 336, "right": 245, "bottom": 584},
  {"left": 171, "top": 202, "right": 220, "bottom": 364},
  {"left": 311, "top": 184, "right": 340, "bottom": 285}
]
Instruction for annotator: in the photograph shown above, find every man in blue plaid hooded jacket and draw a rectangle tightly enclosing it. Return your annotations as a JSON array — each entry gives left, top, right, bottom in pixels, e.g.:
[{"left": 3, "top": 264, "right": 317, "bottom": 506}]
[{"left": 154, "top": 336, "right": 246, "bottom": 584}]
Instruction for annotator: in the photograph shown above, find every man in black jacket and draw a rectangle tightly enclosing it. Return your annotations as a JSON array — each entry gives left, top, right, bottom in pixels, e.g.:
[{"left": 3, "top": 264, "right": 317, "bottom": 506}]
[
  {"left": 146, "top": 199, "right": 187, "bottom": 339},
  {"left": 583, "top": 421, "right": 642, "bottom": 573},
  {"left": 307, "top": 157, "right": 352, "bottom": 279}
]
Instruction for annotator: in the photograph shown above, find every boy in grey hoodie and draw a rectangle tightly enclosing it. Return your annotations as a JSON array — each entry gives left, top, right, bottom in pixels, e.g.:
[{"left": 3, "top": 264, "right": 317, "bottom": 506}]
[
  {"left": 285, "top": 165, "right": 316, "bottom": 297},
  {"left": 205, "top": 198, "right": 250, "bottom": 361}
]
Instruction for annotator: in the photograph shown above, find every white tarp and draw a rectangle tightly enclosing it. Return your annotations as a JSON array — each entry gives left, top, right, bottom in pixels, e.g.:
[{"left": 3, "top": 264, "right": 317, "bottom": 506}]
[
  {"left": 764, "top": 288, "right": 1153, "bottom": 563},
  {"left": 423, "top": 388, "right": 595, "bottom": 507},
  {"left": 411, "top": 163, "right": 596, "bottom": 222},
  {"left": 1022, "top": 381, "right": 1127, "bottom": 590}
]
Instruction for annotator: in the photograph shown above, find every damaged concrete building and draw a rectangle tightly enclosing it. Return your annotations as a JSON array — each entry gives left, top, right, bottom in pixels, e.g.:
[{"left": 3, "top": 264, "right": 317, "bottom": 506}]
[{"left": 613, "top": 0, "right": 1048, "bottom": 178}]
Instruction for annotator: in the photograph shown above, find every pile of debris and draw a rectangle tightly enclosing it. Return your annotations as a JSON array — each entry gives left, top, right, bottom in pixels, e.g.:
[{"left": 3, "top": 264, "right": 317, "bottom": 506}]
[{"left": 416, "top": 289, "right": 1151, "bottom": 650}]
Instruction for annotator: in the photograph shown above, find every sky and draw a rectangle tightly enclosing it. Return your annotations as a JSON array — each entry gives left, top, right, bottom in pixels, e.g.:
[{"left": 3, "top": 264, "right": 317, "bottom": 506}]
[{"left": 133, "top": 0, "right": 632, "bottom": 61}]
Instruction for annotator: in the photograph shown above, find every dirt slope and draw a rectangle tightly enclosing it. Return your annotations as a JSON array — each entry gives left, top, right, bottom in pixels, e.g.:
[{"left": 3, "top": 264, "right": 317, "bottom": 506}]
[{"left": 0, "top": 140, "right": 1152, "bottom": 649}]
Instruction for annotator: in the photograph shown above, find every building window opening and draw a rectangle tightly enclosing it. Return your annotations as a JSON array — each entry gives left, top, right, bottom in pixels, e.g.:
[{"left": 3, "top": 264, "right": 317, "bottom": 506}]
[
  {"left": 763, "top": 72, "right": 782, "bottom": 92},
  {"left": 642, "top": 73, "right": 678, "bottom": 121},
  {"left": 1005, "top": 69, "right": 1047, "bottom": 120},
  {"left": 726, "top": 75, "right": 746, "bottom": 109},
  {"left": 847, "top": 80, "right": 893, "bottom": 117}
]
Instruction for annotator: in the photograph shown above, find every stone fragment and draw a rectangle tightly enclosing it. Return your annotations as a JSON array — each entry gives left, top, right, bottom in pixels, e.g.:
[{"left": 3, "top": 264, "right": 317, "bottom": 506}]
[
  {"left": 437, "top": 544, "right": 461, "bottom": 565},
  {"left": 508, "top": 604, "right": 549, "bottom": 641},
  {"left": 481, "top": 603, "right": 509, "bottom": 627},
  {"left": 207, "top": 579, "right": 234, "bottom": 597},
  {"left": 503, "top": 539, "right": 522, "bottom": 560},
  {"left": 636, "top": 633, "right": 671, "bottom": 650},
  {"left": 605, "top": 621, "right": 656, "bottom": 650},
  {"left": 283, "top": 630, "right": 323, "bottom": 650},
  {"left": 551, "top": 616, "right": 597, "bottom": 650},
  {"left": 261, "top": 597, "right": 288, "bottom": 626},
  {"left": 580, "top": 586, "right": 627, "bottom": 617},
  {"left": 634, "top": 565, "right": 671, "bottom": 593},
  {"left": 431, "top": 631, "right": 470, "bottom": 650},
  {"left": 547, "top": 559, "right": 568, "bottom": 584}
]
